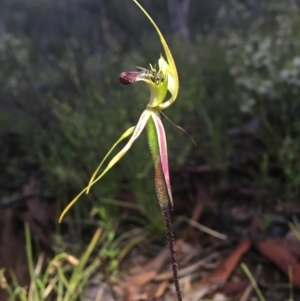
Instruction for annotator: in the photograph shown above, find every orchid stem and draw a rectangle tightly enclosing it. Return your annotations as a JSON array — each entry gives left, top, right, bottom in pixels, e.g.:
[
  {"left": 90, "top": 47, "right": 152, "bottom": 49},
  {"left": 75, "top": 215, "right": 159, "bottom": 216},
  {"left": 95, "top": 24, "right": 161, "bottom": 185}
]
[
  {"left": 147, "top": 115, "right": 182, "bottom": 301},
  {"left": 162, "top": 205, "right": 182, "bottom": 301}
]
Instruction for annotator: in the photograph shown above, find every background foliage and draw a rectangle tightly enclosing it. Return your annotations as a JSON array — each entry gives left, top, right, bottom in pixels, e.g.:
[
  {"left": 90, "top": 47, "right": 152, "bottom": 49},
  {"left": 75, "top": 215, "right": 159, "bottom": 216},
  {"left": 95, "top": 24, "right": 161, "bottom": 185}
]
[{"left": 1, "top": 0, "right": 300, "bottom": 222}]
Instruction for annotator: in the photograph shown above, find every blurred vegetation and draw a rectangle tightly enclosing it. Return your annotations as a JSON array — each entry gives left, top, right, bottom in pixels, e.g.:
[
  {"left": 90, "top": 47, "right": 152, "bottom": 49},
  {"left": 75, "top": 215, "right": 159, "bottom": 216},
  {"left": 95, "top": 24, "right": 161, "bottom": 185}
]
[
  {"left": 1, "top": 0, "right": 300, "bottom": 226},
  {"left": 1, "top": 224, "right": 127, "bottom": 301}
]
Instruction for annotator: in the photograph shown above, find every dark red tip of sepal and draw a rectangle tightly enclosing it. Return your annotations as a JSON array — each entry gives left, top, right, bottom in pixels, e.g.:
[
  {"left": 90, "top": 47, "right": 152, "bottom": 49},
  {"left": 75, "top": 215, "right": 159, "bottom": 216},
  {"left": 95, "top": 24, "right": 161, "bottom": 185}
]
[{"left": 119, "top": 71, "right": 140, "bottom": 85}]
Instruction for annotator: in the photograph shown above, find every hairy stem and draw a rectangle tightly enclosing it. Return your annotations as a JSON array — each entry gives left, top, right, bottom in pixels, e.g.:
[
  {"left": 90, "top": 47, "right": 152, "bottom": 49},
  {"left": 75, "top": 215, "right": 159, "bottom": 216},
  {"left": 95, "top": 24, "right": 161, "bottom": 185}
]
[
  {"left": 146, "top": 114, "right": 182, "bottom": 301},
  {"left": 162, "top": 205, "right": 182, "bottom": 301}
]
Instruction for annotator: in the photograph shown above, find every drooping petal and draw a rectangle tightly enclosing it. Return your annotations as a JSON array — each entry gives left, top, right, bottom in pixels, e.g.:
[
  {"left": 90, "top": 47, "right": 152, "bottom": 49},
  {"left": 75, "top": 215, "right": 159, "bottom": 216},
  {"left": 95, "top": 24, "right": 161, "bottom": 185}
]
[
  {"left": 59, "top": 187, "right": 89, "bottom": 222},
  {"left": 89, "top": 110, "right": 150, "bottom": 184},
  {"left": 87, "top": 126, "right": 136, "bottom": 193},
  {"left": 150, "top": 111, "right": 173, "bottom": 207},
  {"left": 133, "top": 0, "right": 179, "bottom": 109},
  {"left": 59, "top": 110, "right": 151, "bottom": 222}
]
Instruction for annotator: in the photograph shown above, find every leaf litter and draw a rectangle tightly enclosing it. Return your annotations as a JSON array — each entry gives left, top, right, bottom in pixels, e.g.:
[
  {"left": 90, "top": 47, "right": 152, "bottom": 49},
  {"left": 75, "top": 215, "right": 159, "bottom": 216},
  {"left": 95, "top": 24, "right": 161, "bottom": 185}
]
[{"left": 0, "top": 131, "right": 300, "bottom": 301}]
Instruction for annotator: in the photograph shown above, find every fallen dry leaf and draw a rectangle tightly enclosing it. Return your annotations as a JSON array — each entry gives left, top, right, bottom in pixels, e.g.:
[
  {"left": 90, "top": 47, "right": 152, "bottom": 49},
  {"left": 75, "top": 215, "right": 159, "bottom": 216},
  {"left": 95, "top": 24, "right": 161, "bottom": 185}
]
[
  {"left": 127, "top": 270, "right": 157, "bottom": 287},
  {"left": 125, "top": 240, "right": 184, "bottom": 301},
  {"left": 200, "top": 238, "right": 252, "bottom": 289},
  {"left": 190, "top": 179, "right": 213, "bottom": 223},
  {"left": 222, "top": 280, "right": 250, "bottom": 295},
  {"left": 154, "top": 280, "right": 169, "bottom": 299},
  {"left": 257, "top": 238, "right": 300, "bottom": 287}
]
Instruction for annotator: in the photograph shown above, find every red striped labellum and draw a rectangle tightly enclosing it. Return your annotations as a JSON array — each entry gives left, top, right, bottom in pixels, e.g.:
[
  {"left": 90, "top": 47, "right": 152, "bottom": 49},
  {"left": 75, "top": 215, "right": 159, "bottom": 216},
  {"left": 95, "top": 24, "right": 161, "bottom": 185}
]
[
  {"left": 119, "top": 71, "right": 140, "bottom": 85},
  {"left": 120, "top": 68, "right": 165, "bottom": 86}
]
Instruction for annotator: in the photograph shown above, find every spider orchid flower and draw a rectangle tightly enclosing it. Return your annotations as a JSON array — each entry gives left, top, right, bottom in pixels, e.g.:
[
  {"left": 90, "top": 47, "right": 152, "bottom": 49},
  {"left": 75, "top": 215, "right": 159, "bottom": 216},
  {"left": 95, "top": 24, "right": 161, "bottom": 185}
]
[{"left": 59, "top": 0, "right": 179, "bottom": 222}]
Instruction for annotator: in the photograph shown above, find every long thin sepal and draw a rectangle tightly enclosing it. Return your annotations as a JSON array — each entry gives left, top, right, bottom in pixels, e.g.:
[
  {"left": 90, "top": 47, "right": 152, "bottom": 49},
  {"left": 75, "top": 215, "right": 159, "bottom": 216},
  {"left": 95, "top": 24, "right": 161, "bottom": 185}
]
[
  {"left": 59, "top": 187, "right": 89, "bottom": 222},
  {"left": 87, "top": 126, "right": 135, "bottom": 193},
  {"left": 150, "top": 112, "right": 173, "bottom": 207},
  {"left": 59, "top": 110, "right": 151, "bottom": 222},
  {"left": 89, "top": 110, "right": 150, "bottom": 184},
  {"left": 132, "top": 0, "right": 179, "bottom": 108}
]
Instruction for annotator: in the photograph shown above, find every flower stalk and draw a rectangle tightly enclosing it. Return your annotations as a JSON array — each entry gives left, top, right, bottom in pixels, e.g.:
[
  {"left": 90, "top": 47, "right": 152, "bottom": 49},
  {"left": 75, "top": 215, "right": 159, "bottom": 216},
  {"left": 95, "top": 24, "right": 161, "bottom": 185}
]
[
  {"left": 59, "top": 1, "right": 183, "bottom": 299},
  {"left": 147, "top": 113, "right": 182, "bottom": 301}
]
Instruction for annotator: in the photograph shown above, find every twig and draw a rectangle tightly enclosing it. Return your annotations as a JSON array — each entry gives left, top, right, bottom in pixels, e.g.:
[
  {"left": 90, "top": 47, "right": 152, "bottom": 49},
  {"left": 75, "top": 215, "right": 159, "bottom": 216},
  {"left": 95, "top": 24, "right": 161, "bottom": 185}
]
[
  {"left": 179, "top": 216, "right": 228, "bottom": 240},
  {"left": 154, "top": 252, "right": 219, "bottom": 281}
]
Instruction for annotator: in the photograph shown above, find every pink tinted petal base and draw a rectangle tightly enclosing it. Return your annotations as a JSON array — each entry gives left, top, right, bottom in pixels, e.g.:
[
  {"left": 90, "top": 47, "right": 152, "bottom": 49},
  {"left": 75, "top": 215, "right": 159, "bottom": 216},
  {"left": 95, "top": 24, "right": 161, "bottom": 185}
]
[{"left": 151, "top": 112, "right": 173, "bottom": 207}]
